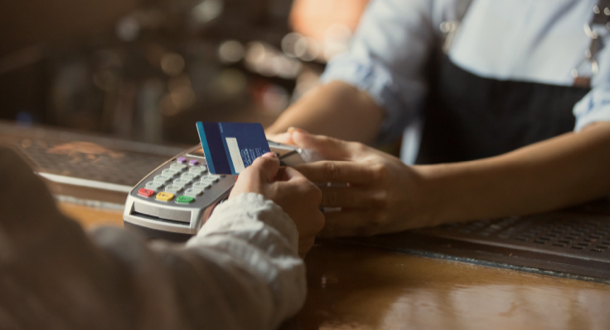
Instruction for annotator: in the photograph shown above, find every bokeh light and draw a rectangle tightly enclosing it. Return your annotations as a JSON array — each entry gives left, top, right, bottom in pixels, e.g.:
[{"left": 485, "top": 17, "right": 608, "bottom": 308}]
[
  {"left": 218, "top": 40, "right": 244, "bottom": 63},
  {"left": 160, "top": 52, "right": 185, "bottom": 76},
  {"left": 192, "top": 0, "right": 224, "bottom": 24}
]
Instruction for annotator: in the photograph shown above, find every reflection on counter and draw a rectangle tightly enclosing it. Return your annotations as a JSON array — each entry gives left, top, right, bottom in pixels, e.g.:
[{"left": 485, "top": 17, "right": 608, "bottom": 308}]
[{"left": 290, "top": 240, "right": 610, "bottom": 330}]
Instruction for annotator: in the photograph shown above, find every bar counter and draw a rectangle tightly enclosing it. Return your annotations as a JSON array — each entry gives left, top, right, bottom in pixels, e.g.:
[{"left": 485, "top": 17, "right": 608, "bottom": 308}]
[{"left": 59, "top": 201, "right": 610, "bottom": 330}]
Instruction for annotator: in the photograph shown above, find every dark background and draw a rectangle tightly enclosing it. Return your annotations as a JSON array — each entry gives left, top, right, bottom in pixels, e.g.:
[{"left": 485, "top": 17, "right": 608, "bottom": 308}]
[{"left": 0, "top": 0, "right": 367, "bottom": 145}]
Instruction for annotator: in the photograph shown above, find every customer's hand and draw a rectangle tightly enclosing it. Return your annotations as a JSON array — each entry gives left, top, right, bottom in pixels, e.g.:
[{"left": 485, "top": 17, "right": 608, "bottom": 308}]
[
  {"left": 288, "top": 129, "right": 432, "bottom": 237},
  {"left": 230, "top": 152, "right": 324, "bottom": 257}
]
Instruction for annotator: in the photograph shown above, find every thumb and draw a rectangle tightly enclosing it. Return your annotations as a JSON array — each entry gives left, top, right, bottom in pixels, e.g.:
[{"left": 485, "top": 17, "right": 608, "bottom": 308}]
[
  {"left": 289, "top": 127, "right": 354, "bottom": 161},
  {"left": 230, "top": 152, "right": 279, "bottom": 200},
  {"left": 249, "top": 152, "right": 281, "bottom": 182}
]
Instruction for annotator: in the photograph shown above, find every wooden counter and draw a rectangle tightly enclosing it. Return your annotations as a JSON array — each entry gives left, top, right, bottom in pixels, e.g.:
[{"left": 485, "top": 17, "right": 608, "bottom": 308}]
[
  {"left": 293, "top": 241, "right": 610, "bottom": 330},
  {"left": 60, "top": 201, "right": 610, "bottom": 330}
]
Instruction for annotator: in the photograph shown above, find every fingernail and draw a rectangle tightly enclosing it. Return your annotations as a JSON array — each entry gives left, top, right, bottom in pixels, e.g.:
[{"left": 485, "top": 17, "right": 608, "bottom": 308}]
[
  {"left": 288, "top": 127, "right": 308, "bottom": 135},
  {"left": 262, "top": 152, "right": 277, "bottom": 158}
]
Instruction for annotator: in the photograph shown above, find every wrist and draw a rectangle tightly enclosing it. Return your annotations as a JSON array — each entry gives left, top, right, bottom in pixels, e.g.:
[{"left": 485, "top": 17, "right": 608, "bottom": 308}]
[{"left": 414, "top": 163, "right": 466, "bottom": 227}]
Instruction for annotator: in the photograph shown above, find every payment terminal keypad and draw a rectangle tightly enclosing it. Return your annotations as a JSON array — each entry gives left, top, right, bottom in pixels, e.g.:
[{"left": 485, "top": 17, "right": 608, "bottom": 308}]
[{"left": 138, "top": 160, "right": 225, "bottom": 204}]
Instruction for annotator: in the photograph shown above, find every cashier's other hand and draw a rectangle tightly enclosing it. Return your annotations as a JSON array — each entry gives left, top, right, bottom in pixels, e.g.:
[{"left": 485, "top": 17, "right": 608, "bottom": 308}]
[
  {"left": 230, "top": 152, "right": 324, "bottom": 257},
  {"left": 289, "top": 128, "right": 429, "bottom": 237}
]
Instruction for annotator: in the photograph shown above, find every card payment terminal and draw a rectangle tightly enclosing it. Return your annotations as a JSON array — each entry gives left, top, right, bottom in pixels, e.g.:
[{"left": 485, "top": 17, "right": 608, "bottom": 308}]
[{"left": 123, "top": 142, "right": 316, "bottom": 241}]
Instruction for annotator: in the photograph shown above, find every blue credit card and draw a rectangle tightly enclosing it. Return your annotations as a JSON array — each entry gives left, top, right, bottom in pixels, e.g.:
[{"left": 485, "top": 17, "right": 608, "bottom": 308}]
[{"left": 196, "top": 122, "right": 270, "bottom": 175}]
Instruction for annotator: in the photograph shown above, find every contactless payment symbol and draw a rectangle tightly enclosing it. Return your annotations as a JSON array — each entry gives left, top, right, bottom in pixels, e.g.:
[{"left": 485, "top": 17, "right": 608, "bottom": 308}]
[{"left": 196, "top": 122, "right": 270, "bottom": 175}]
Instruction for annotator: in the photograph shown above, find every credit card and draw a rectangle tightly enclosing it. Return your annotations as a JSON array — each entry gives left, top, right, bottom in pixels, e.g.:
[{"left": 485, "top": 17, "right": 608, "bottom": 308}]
[{"left": 196, "top": 122, "right": 270, "bottom": 175}]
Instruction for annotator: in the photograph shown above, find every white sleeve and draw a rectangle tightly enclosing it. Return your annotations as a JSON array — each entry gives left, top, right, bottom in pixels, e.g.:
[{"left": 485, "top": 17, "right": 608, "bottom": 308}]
[
  {"left": 573, "top": 85, "right": 610, "bottom": 131},
  {"left": 91, "top": 192, "right": 306, "bottom": 330},
  {"left": 184, "top": 192, "right": 305, "bottom": 330},
  {"left": 574, "top": 6, "right": 610, "bottom": 131}
]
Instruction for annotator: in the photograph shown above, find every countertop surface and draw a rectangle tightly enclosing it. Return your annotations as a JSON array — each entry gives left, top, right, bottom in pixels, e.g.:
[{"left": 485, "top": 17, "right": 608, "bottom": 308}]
[{"left": 59, "top": 201, "right": 610, "bottom": 330}]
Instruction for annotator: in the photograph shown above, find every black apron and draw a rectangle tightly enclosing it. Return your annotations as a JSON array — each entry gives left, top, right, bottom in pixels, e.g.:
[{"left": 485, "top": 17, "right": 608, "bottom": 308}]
[{"left": 415, "top": 55, "right": 591, "bottom": 164}]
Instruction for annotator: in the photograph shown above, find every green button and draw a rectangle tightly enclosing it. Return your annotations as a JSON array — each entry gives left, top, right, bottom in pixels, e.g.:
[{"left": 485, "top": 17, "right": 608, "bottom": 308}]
[{"left": 176, "top": 195, "right": 194, "bottom": 204}]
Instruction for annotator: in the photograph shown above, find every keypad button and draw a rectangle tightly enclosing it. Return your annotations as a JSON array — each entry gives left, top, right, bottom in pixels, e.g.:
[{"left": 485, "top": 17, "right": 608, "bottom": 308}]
[
  {"left": 153, "top": 175, "right": 171, "bottom": 183},
  {"left": 198, "top": 179, "right": 217, "bottom": 186},
  {"left": 189, "top": 166, "right": 207, "bottom": 175},
  {"left": 161, "top": 169, "right": 180, "bottom": 177},
  {"left": 138, "top": 188, "right": 155, "bottom": 197},
  {"left": 177, "top": 157, "right": 187, "bottom": 164},
  {"left": 156, "top": 192, "right": 174, "bottom": 201},
  {"left": 164, "top": 185, "right": 183, "bottom": 194},
  {"left": 196, "top": 165, "right": 208, "bottom": 171},
  {"left": 192, "top": 182, "right": 211, "bottom": 189},
  {"left": 145, "top": 181, "right": 164, "bottom": 190},
  {"left": 176, "top": 195, "right": 195, "bottom": 204},
  {"left": 172, "top": 178, "right": 191, "bottom": 186},
  {"left": 180, "top": 173, "right": 197, "bottom": 181},
  {"left": 200, "top": 175, "right": 221, "bottom": 182},
  {"left": 184, "top": 188, "right": 203, "bottom": 197},
  {"left": 188, "top": 159, "right": 199, "bottom": 166},
  {"left": 170, "top": 163, "right": 187, "bottom": 171}
]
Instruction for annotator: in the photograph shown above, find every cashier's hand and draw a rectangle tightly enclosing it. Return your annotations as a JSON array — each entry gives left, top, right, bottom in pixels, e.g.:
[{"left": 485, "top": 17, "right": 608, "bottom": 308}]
[
  {"left": 288, "top": 128, "right": 430, "bottom": 237},
  {"left": 230, "top": 152, "right": 324, "bottom": 257},
  {"left": 265, "top": 132, "right": 295, "bottom": 146}
]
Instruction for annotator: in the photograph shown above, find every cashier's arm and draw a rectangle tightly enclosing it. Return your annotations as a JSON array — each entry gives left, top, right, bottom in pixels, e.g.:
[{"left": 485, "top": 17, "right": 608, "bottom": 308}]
[
  {"left": 280, "top": 122, "right": 610, "bottom": 237},
  {"left": 419, "top": 121, "right": 610, "bottom": 225},
  {"left": 266, "top": 81, "right": 384, "bottom": 144}
]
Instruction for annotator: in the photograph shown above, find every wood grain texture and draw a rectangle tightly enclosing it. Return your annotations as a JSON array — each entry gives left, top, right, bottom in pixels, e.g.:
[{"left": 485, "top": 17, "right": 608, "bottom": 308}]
[
  {"left": 58, "top": 201, "right": 610, "bottom": 330},
  {"left": 288, "top": 241, "right": 610, "bottom": 330},
  {"left": 57, "top": 202, "right": 123, "bottom": 228}
]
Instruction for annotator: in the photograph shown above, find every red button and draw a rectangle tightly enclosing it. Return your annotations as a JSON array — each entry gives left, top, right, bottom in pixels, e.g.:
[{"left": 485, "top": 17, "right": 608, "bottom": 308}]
[{"left": 138, "top": 188, "right": 155, "bottom": 197}]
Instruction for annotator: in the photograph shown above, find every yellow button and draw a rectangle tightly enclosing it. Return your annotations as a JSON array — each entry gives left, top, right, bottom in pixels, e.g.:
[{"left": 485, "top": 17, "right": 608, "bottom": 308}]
[{"left": 156, "top": 192, "right": 175, "bottom": 201}]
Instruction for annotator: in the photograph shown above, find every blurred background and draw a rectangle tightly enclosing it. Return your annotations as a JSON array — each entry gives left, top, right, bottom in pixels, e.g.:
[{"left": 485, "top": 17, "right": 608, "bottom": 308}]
[{"left": 0, "top": 0, "right": 369, "bottom": 145}]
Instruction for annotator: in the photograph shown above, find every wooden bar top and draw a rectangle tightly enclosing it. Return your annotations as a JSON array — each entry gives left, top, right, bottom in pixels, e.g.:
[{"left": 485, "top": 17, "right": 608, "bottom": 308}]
[{"left": 59, "top": 201, "right": 610, "bottom": 330}]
